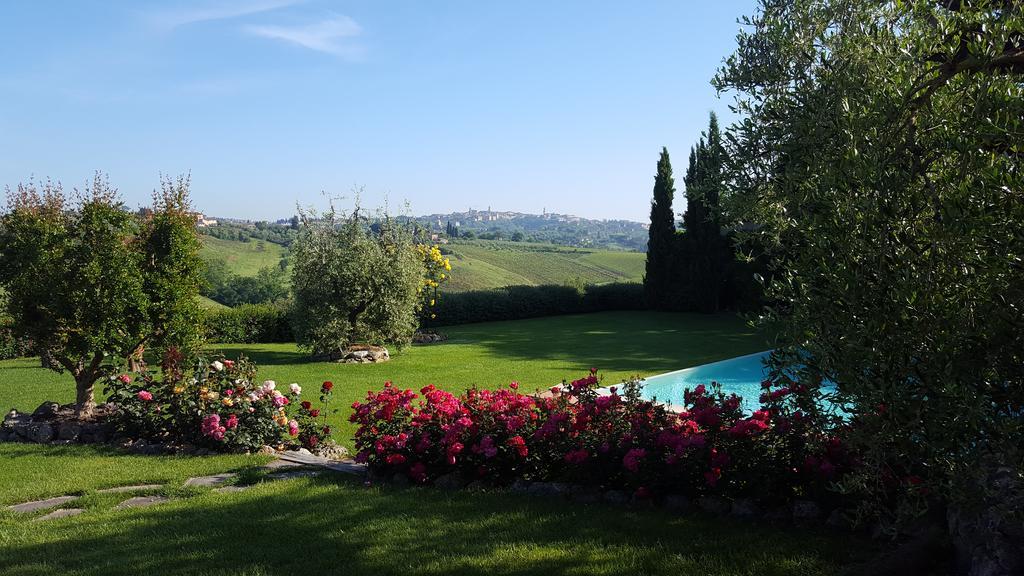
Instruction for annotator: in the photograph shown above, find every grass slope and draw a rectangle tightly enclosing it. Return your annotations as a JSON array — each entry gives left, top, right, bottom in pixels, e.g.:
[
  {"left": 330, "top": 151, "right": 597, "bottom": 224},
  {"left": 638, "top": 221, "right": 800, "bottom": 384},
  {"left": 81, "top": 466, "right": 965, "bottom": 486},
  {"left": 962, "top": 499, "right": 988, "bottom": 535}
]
[
  {"left": 199, "top": 235, "right": 286, "bottom": 277},
  {"left": 444, "top": 241, "right": 645, "bottom": 292},
  {"left": 0, "top": 312, "right": 765, "bottom": 451}
]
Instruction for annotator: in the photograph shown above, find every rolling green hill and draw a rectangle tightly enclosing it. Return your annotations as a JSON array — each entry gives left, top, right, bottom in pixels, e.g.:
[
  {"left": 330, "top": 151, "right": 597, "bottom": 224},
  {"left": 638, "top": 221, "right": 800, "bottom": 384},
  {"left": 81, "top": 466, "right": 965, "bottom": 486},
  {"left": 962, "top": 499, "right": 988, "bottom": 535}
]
[
  {"left": 198, "top": 235, "right": 645, "bottom": 295},
  {"left": 443, "top": 240, "right": 645, "bottom": 292},
  {"left": 199, "top": 235, "right": 286, "bottom": 277},
  {"left": 197, "top": 234, "right": 284, "bottom": 276}
]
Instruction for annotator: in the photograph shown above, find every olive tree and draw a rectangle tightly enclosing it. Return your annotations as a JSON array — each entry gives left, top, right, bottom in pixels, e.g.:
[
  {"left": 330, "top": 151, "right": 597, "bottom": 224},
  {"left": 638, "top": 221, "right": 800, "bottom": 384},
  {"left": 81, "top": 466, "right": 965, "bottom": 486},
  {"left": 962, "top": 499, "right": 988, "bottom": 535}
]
[
  {"left": 716, "top": 0, "right": 1023, "bottom": 530},
  {"left": 0, "top": 174, "right": 203, "bottom": 417},
  {"left": 290, "top": 202, "right": 424, "bottom": 358}
]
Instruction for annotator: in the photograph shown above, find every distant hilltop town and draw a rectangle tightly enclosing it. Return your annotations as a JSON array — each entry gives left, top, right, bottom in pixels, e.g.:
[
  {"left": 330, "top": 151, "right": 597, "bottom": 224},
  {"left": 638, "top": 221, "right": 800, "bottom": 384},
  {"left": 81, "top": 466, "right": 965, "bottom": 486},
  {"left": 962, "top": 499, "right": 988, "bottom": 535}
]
[
  {"left": 418, "top": 207, "right": 646, "bottom": 229},
  {"left": 409, "top": 208, "right": 648, "bottom": 251},
  {"left": 188, "top": 207, "right": 648, "bottom": 251}
]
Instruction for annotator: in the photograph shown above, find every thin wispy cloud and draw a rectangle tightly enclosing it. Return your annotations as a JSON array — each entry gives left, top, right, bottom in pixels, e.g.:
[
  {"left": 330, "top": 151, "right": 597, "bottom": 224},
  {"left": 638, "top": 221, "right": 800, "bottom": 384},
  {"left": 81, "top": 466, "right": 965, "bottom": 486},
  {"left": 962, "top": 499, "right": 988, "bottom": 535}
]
[
  {"left": 150, "top": 0, "right": 303, "bottom": 29},
  {"left": 245, "top": 15, "right": 363, "bottom": 58}
]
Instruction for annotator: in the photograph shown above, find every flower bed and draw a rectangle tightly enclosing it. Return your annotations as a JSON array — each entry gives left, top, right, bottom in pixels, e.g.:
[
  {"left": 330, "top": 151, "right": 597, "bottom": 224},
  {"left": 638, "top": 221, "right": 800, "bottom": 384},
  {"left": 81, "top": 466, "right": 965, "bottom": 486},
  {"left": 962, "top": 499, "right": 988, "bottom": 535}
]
[
  {"left": 104, "top": 352, "right": 336, "bottom": 453},
  {"left": 350, "top": 370, "right": 854, "bottom": 506}
]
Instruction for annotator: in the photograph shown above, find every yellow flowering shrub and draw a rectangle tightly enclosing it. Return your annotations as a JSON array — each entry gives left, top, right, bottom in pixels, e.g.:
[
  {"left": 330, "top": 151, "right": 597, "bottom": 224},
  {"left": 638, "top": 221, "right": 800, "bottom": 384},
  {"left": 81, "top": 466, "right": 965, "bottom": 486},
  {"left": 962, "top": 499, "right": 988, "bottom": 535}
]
[{"left": 416, "top": 244, "right": 451, "bottom": 322}]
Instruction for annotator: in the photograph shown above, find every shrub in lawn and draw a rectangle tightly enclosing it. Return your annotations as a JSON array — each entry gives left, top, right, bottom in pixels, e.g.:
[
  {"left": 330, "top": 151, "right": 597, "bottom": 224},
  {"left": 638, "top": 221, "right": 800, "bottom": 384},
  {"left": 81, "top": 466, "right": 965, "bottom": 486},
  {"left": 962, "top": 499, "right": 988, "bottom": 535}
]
[
  {"left": 350, "top": 371, "right": 851, "bottom": 504},
  {"left": 203, "top": 302, "right": 293, "bottom": 343},
  {"left": 105, "top": 351, "right": 334, "bottom": 452},
  {"left": 291, "top": 201, "right": 424, "bottom": 357}
]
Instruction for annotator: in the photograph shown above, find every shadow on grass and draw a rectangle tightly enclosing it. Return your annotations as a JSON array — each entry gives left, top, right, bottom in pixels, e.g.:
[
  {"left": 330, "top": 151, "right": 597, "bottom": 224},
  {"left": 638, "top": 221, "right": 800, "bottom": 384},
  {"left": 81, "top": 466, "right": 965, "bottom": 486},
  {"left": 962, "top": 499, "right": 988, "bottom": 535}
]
[
  {"left": 447, "top": 311, "right": 768, "bottom": 375},
  {"left": 0, "top": 476, "right": 877, "bottom": 576},
  {"left": 204, "top": 346, "right": 315, "bottom": 367}
]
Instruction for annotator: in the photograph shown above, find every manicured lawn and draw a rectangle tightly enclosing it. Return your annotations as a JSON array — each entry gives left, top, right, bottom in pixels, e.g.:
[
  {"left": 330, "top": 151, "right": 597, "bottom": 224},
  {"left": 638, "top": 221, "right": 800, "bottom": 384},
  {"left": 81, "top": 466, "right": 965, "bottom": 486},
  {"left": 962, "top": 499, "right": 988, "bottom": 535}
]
[
  {"left": 1, "top": 311, "right": 768, "bottom": 451},
  {"left": 0, "top": 312, "right": 879, "bottom": 575},
  {"left": 0, "top": 445, "right": 876, "bottom": 576},
  {"left": 0, "top": 443, "right": 270, "bottom": 507}
]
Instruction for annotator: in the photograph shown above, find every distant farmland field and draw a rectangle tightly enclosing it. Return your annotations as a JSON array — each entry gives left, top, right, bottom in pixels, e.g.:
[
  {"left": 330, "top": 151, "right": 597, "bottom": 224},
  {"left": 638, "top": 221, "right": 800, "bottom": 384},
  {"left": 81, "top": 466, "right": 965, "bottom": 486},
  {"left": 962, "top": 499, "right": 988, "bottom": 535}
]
[
  {"left": 199, "top": 235, "right": 645, "bottom": 296},
  {"left": 199, "top": 235, "right": 286, "bottom": 277},
  {"left": 443, "top": 240, "right": 645, "bottom": 291}
]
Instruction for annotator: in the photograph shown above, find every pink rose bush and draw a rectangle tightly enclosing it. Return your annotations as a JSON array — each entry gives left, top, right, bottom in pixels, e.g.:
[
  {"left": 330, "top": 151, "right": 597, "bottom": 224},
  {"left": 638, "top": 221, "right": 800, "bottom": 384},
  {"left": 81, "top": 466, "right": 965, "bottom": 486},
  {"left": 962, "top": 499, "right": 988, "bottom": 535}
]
[
  {"left": 351, "top": 370, "right": 854, "bottom": 504},
  {"left": 104, "top": 350, "right": 336, "bottom": 452}
]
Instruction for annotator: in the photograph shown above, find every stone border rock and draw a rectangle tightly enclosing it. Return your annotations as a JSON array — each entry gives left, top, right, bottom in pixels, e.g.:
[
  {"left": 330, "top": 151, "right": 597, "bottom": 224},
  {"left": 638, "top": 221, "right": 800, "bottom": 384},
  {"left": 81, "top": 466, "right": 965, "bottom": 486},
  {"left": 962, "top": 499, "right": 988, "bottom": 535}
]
[
  {"left": 2, "top": 404, "right": 112, "bottom": 445},
  {"left": 313, "top": 344, "right": 390, "bottom": 364},
  {"left": 2, "top": 403, "right": 351, "bottom": 464},
  {"left": 412, "top": 331, "right": 448, "bottom": 345}
]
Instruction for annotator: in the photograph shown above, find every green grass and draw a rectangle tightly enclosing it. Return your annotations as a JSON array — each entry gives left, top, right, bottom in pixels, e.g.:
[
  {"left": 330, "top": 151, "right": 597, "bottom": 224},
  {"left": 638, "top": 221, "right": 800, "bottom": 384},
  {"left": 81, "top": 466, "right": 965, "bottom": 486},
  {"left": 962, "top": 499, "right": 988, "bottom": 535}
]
[
  {"left": 0, "top": 443, "right": 270, "bottom": 507},
  {"left": 199, "top": 235, "right": 286, "bottom": 277},
  {"left": 0, "top": 312, "right": 766, "bottom": 450},
  {"left": 198, "top": 296, "right": 229, "bottom": 310},
  {"left": 0, "top": 443, "right": 877, "bottom": 576},
  {"left": 0, "top": 313, "right": 881, "bottom": 575},
  {"left": 444, "top": 241, "right": 645, "bottom": 291}
]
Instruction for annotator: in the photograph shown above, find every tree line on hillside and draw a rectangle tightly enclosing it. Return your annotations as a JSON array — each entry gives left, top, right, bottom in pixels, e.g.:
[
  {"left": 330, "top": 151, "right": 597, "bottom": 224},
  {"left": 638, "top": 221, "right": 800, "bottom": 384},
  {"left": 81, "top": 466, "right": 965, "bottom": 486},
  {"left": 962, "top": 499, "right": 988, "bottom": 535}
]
[
  {"left": 202, "top": 220, "right": 298, "bottom": 247},
  {"left": 413, "top": 213, "right": 647, "bottom": 250}
]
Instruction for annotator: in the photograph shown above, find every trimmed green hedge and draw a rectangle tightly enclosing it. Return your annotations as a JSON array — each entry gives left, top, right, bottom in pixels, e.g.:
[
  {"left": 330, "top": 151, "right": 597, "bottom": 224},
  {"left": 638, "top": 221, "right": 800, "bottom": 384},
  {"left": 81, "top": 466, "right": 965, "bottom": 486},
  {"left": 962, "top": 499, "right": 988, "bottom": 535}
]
[
  {"left": 203, "top": 303, "right": 293, "bottom": 343},
  {"left": 424, "top": 283, "right": 647, "bottom": 327},
  {"left": 196, "top": 284, "right": 645, "bottom": 343}
]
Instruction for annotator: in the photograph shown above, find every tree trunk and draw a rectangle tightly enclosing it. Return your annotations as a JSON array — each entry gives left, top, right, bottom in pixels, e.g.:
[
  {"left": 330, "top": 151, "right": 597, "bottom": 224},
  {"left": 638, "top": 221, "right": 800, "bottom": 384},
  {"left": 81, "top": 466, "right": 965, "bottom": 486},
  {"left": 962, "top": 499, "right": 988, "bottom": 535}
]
[
  {"left": 74, "top": 372, "right": 97, "bottom": 419},
  {"left": 128, "top": 344, "right": 145, "bottom": 373}
]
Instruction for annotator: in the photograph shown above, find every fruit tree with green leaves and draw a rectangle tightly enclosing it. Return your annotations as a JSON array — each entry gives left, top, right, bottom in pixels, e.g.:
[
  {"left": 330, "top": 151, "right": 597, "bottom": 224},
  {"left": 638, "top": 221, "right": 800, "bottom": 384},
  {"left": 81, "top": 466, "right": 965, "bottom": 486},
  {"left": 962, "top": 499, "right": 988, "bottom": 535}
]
[{"left": 0, "top": 174, "right": 203, "bottom": 417}]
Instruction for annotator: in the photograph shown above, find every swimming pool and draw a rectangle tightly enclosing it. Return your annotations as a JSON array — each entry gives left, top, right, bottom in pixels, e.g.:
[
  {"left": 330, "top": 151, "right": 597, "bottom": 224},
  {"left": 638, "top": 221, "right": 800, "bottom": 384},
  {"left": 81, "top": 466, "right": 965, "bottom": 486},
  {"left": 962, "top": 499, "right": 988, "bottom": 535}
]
[{"left": 638, "top": 351, "right": 773, "bottom": 412}]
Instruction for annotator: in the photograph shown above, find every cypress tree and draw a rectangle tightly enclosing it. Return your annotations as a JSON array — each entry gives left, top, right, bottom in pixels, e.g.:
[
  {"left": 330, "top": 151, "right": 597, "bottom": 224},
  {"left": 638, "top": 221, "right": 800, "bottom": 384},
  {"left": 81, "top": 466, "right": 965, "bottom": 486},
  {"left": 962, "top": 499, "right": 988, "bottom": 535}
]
[
  {"left": 681, "top": 112, "right": 729, "bottom": 312},
  {"left": 644, "top": 147, "right": 676, "bottom": 308}
]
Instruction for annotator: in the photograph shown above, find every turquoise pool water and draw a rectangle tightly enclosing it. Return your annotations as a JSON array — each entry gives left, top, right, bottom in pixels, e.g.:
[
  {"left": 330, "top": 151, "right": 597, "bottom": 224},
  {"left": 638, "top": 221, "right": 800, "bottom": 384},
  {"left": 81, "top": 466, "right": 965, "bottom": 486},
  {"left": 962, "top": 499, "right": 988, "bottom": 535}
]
[{"left": 639, "top": 351, "right": 773, "bottom": 412}]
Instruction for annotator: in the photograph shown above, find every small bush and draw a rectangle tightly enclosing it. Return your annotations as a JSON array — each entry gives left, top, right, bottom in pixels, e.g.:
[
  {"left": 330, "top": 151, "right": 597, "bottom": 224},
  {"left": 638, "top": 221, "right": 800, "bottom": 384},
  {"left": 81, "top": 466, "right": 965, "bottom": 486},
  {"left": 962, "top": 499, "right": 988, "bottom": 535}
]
[
  {"left": 105, "top": 352, "right": 335, "bottom": 452},
  {"left": 203, "top": 303, "right": 293, "bottom": 343},
  {"left": 424, "top": 282, "right": 646, "bottom": 327}
]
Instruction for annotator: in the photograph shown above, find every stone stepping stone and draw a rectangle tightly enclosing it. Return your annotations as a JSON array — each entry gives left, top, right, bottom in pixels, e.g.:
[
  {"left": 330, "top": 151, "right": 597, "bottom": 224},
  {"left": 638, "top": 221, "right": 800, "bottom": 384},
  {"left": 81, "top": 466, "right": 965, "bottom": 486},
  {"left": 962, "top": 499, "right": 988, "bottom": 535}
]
[
  {"left": 7, "top": 495, "right": 79, "bottom": 513},
  {"left": 323, "top": 461, "right": 366, "bottom": 476},
  {"left": 213, "top": 485, "right": 250, "bottom": 494},
  {"left": 96, "top": 484, "right": 164, "bottom": 494},
  {"left": 266, "top": 470, "right": 322, "bottom": 481},
  {"left": 261, "top": 459, "right": 303, "bottom": 470},
  {"left": 276, "top": 451, "right": 366, "bottom": 476},
  {"left": 34, "top": 508, "right": 85, "bottom": 522},
  {"left": 183, "top": 473, "right": 235, "bottom": 487},
  {"left": 115, "top": 495, "right": 169, "bottom": 510},
  {"left": 276, "top": 451, "right": 335, "bottom": 466}
]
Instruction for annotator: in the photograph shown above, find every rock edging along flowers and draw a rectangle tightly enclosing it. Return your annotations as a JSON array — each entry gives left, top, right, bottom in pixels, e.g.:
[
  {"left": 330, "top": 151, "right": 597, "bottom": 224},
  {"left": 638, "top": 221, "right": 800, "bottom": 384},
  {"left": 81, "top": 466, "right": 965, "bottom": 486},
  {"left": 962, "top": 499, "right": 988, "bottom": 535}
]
[
  {"left": 350, "top": 370, "right": 856, "bottom": 507},
  {"left": 103, "top": 351, "right": 338, "bottom": 453}
]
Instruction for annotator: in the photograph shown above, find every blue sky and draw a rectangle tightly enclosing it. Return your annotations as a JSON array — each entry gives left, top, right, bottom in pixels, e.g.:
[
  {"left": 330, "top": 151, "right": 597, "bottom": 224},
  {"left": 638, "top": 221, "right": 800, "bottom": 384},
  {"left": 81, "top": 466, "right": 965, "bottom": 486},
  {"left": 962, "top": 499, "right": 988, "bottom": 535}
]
[{"left": 0, "top": 1, "right": 755, "bottom": 222}]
